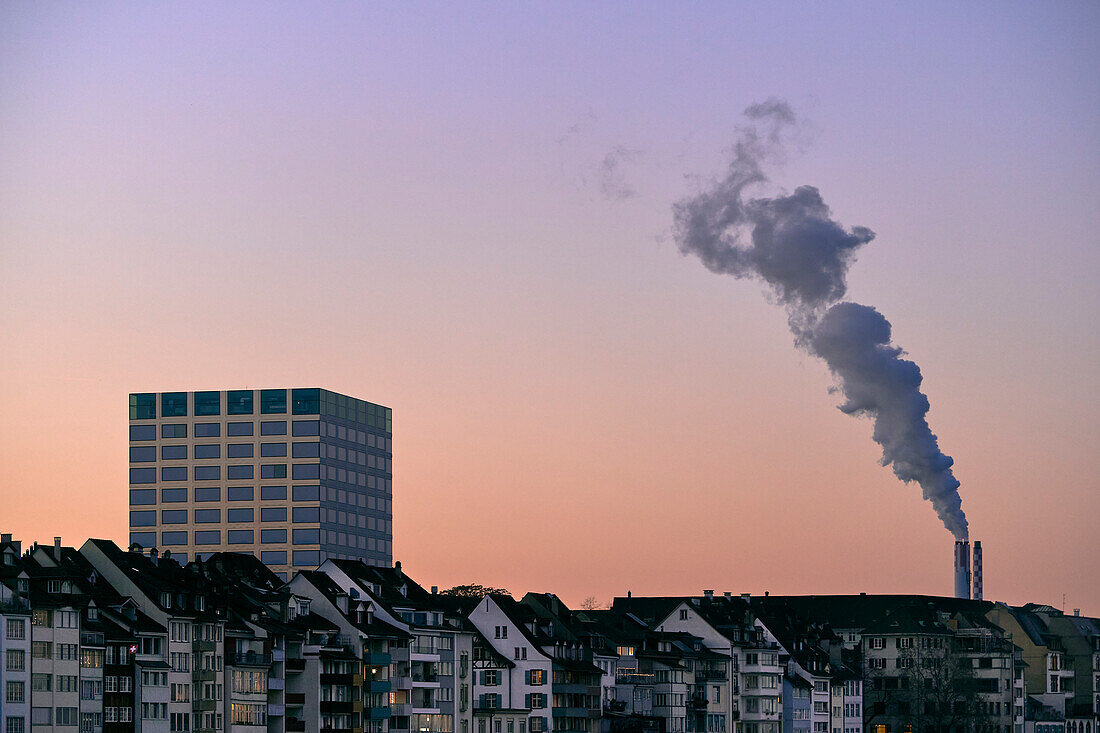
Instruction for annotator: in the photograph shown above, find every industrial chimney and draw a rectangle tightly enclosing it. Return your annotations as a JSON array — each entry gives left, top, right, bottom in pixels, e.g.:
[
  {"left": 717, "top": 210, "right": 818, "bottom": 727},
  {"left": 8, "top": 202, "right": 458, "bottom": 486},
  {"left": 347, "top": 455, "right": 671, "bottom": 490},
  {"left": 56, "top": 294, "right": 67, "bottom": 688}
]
[
  {"left": 971, "top": 541, "right": 983, "bottom": 601},
  {"left": 953, "top": 540, "right": 971, "bottom": 599}
]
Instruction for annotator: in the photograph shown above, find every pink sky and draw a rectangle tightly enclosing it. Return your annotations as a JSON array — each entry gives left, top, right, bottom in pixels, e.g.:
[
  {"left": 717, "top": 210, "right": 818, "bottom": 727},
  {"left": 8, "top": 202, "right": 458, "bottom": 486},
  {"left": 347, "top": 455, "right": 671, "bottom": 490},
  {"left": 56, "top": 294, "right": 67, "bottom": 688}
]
[{"left": 1, "top": 2, "right": 1097, "bottom": 612}]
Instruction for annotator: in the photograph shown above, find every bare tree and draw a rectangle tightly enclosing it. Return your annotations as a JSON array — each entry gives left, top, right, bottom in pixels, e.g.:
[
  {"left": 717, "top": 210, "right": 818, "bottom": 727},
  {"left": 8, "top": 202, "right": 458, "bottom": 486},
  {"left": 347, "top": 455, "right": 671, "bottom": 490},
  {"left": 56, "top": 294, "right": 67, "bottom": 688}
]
[
  {"left": 580, "top": 596, "right": 605, "bottom": 611},
  {"left": 440, "top": 584, "right": 510, "bottom": 598}
]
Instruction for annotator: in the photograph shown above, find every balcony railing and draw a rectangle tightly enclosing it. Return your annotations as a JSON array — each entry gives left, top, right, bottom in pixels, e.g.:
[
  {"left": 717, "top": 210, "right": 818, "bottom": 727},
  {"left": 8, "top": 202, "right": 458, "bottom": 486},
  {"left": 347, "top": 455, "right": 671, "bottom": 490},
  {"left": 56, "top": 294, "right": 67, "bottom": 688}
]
[
  {"left": 286, "top": 719, "right": 306, "bottom": 732},
  {"left": 286, "top": 658, "right": 306, "bottom": 672},
  {"left": 81, "top": 632, "right": 105, "bottom": 647},
  {"left": 233, "top": 652, "right": 272, "bottom": 667},
  {"left": 286, "top": 693, "right": 306, "bottom": 706}
]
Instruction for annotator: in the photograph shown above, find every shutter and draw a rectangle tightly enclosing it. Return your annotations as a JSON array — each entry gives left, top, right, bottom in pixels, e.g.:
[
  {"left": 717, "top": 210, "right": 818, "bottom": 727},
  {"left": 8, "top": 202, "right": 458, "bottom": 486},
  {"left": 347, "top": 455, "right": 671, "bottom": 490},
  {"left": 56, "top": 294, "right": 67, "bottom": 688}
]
[
  {"left": 526, "top": 693, "right": 531, "bottom": 709},
  {"left": 525, "top": 669, "right": 531, "bottom": 685}
]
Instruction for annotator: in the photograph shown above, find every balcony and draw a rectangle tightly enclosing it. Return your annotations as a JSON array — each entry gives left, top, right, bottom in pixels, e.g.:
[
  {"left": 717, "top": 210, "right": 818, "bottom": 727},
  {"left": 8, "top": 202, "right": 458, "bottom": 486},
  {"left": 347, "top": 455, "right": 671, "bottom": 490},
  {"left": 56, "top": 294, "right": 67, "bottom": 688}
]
[
  {"left": 365, "top": 679, "right": 391, "bottom": 694},
  {"left": 286, "top": 720, "right": 306, "bottom": 732},
  {"left": 365, "top": 652, "right": 392, "bottom": 665},
  {"left": 193, "top": 669, "right": 216, "bottom": 682},
  {"left": 268, "top": 677, "right": 285, "bottom": 690},
  {"left": 286, "top": 658, "right": 306, "bottom": 672},
  {"left": 321, "top": 672, "right": 363, "bottom": 686},
  {"left": 272, "top": 649, "right": 286, "bottom": 662},
  {"left": 319, "top": 700, "right": 361, "bottom": 714},
  {"left": 234, "top": 652, "right": 272, "bottom": 667},
  {"left": 268, "top": 704, "right": 285, "bottom": 717},
  {"left": 193, "top": 699, "right": 217, "bottom": 712},
  {"left": 193, "top": 639, "right": 217, "bottom": 653},
  {"left": 81, "top": 632, "right": 105, "bottom": 647},
  {"left": 367, "top": 706, "right": 392, "bottom": 720},
  {"left": 286, "top": 693, "right": 306, "bottom": 706},
  {"left": 0, "top": 597, "right": 30, "bottom": 612},
  {"left": 616, "top": 672, "right": 655, "bottom": 685}
]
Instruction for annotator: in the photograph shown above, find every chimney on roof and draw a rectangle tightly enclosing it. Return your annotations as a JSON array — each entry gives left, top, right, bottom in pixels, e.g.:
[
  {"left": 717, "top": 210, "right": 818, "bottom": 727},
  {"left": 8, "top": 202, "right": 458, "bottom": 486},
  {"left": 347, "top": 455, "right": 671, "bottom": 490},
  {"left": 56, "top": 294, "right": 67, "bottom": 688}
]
[
  {"left": 723, "top": 592, "right": 731, "bottom": 599},
  {"left": 1074, "top": 609, "right": 1080, "bottom": 617},
  {"left": 2, "top": 533, "right": 10, "bottom": 543},
  {"left": 394, "top": 561, "right": 402, "bottom": 581},
  {"left": 741, "top": 593, "right": 751, "bottom": 603},
  {"left": 627, "top": 591, "right": 631, "bottom": 598},
  {"left": 703, "top": 590, "right": 714, "bottom": 600},
  {"left": 431, "top": 586, "right": 438, "bottom": 595},
  {"left": 54, "top": 537, "right": 62, "bottom": 561}
]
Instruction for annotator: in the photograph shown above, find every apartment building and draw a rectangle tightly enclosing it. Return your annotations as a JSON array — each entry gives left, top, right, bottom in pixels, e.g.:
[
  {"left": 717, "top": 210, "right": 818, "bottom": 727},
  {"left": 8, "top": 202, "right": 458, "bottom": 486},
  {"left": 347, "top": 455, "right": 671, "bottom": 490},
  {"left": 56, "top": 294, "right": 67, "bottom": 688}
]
[
  {"left": 128, "top": 388, "right": 393, "bottom": 578},
  {"left": 1, "top": 536, "right": 31, "bottom": 733}
]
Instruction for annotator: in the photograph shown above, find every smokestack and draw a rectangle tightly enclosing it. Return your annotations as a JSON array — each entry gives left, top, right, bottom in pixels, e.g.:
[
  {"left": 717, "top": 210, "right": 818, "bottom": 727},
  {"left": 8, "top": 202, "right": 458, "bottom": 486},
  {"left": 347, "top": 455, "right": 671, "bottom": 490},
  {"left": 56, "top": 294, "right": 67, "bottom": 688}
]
[
  {"left": 954, "top": 541, "right": 971, "bottom": 599},
  {"left": 972, "top": 540, "right": 983, "bottom": 601}
]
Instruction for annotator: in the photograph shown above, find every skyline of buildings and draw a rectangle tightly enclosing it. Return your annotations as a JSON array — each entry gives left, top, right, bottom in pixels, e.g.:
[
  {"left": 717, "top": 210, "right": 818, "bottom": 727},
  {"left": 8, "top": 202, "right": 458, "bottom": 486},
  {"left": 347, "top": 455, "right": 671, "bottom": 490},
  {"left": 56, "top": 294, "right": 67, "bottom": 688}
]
[
  {"left": 127, "top": 388, "right": 393, "bottom": 578},
  {"left": 1, "top": 533, "right": 1097, "bottom": 733}
]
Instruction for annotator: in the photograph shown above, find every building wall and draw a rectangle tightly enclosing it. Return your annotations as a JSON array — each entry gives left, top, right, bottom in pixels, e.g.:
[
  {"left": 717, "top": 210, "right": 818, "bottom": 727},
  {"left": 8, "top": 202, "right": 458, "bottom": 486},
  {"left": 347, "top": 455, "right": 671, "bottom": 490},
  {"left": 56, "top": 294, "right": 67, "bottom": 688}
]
[{"left": 127, "top": 388, "right": 393, "bottom": 579}]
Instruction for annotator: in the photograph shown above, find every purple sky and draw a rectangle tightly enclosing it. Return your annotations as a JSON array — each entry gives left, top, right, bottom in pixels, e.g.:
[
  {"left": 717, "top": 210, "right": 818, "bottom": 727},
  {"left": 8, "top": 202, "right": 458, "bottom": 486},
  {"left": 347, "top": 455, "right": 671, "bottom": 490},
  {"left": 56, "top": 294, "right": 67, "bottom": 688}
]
[{"left": 1, "top": 2, "right": 1098, "bottom": 611}]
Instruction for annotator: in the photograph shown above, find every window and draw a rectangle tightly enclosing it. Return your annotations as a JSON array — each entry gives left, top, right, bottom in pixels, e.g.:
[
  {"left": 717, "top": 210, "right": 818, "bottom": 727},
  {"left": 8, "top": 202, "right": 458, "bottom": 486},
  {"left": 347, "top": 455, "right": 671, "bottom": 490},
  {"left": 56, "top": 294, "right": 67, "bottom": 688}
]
[
  {"left": 292, "top": 550, "right": 320, "bottom": 566},
  {"left": 261, "top": 551, "right": 287, "bottom": 565},
  {"left": 6, "top": 649, "right": 25, "bottom": 671},
  {"left": 260, "top": 529, "right": 287, "bottom": 543},
  {"left": 161, "top": 423, "right": 187, "bottom": 438},
  {"left": 227, "top": 389, "right": 253, "bottom": 415},
  {"left": 130, "top": 489, "right": 156, "bottom": 505},
  {"left": 292, "top": 463, "right": 320, "bottom": 480},
  {"left": 6, "top": 618, "right": 25, "bottom": 639},
  {"left": 129, "top": 393, "right": 156, "bottom": 420},
  {"left": 261, "top": 442, "right": 287, "bottom": 457},
  {"left": 261, "top": 464, "right": 287, "bottom": 479},
  {"left": 6, "top": 716, "right": 25, "bottom": 733},
  {"left": 161, "top": 466, "right": 187, "bottom": 481},
  {"left": 228, "top": 530, "right": 253, "bottom": 544},
  {"left": 31, "top": 708, "right": 51, "bottom": 726},
  {"left": 292, "top": 485, "right": 320, "bottom": 501},
  {"left": 227, "top": 508, "right": 253, "bottom": 523},
  {"left": 130, "top": 467, "right": 156, "bottom": 484},
  {"left": 194, "top": 422, "right": 221, "bottom": 437},
  {"left": 261, "top": 485, "right": 287, "bottom": 500},
  {"left": 227, "top": 443, "right": 254, "bottom": 458},
  {"left": 194, "top": 465, "right": 220, "bottom": 481},
  {"left": 292, "top": 420, "right": 320, "bottom": 436},
  {"left": 162, "top": 488, "right": 188, "bottom": 502},
  {"left": 227, "top": 485, "right": 253, "bottom": 501},
  {"left": 195, "top": 487, "right": 221, "bottom": 502},
  {"left": 160, "top": 392, "right": 188, "bottom": 416},
  {"left": 130, "top": 531, "right": 156, "bottom": 547},
  {"left": 227, "top": 421, "right": 254, "bottom": 436},
  {"left": 129, "top": 445, "right": 156, "bottom": 462},
  {"left": 227, "top": 465, "right": 254, "bottom": 480},
  {"left": 483, "top": 670, "right": 501, "bottom": 685},
  {"left": 31, "top": 641, "right": 52, "bottom": 658},
  {"left": 194, "top": 530, "right": 221, "bottom": 545},
  {"left": 161, "top": 531, "right": 188, "bottom": 546},
  {"left": 292, "top": 388, "right": 320, "bottom": 414},
  {"left": 292, "top": 506, "right": 319, "bottom": 523},
  {"left": 161, "top": 444, "right": 188, "bottom": 460},
  {"left": 261, "top": 507, "right": 287, "bottom": 522},
  {"left": 292, "top": 528, "right": 320, "bottom": 544},
  {"left": 260, "top": 389, "right": 287, "bottom": 414},
  {"left": 529, "top": 669, "right": 545, "bottom": 685},
  {"left": 194, "top": 391, "right": 220, "bottom": 416},
  {"left": 194, "top": 509, "right": 220, "bottom": 523},
  {"left": 292, "top": 441, "right": 320, "bottom": 458},
  {"left": 195, "top": 444, "right": 221, "bottom": 459},
  {"left": 130, "top": 510, "right": 156, "bottom": 527},
  {"left": 7, "top": 680, "right": 25, "bottom": 702},
  {"left": 260, "top": 420, "right": 287, "bottom": 435}
]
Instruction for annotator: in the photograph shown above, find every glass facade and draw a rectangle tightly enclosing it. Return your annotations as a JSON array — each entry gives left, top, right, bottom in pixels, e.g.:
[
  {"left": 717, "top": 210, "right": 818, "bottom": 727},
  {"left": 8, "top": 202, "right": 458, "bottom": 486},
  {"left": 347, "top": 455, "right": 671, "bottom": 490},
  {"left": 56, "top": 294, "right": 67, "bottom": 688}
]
[{"left": 127, "top": 388, "right": 393, "bottom": 575}]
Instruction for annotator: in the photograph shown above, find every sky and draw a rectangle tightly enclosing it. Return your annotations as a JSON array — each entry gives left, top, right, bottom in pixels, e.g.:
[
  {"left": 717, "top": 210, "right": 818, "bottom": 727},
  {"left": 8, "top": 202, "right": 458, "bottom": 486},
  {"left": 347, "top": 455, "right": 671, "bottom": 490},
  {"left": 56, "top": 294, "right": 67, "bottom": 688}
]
[{"left": 1, "top": 2, "right": 1098, "bottom": 612}]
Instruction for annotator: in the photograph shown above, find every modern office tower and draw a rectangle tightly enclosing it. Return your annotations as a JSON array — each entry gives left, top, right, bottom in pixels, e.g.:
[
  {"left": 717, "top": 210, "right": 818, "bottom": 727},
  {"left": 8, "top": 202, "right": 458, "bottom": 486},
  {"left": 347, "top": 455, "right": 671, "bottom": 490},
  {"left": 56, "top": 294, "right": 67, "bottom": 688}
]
[{"left": 127, "top": 388, "right": 392, "bottom": 578}]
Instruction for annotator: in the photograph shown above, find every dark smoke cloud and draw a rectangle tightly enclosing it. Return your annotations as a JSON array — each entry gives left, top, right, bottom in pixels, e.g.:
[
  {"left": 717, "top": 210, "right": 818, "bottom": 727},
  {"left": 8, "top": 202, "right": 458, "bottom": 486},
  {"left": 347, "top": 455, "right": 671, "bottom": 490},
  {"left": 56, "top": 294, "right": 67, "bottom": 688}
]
[{"left": 673, "top": 100, "right": 968, "bottom": 540}]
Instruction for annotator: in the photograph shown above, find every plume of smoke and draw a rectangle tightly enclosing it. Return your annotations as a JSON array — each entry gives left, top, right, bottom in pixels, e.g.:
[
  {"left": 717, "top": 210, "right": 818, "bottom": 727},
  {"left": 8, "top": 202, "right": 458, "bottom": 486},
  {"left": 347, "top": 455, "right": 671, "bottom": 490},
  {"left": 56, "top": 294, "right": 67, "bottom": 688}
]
[{"left": 673, "top": 100, "right": 968, "bottom": 540}]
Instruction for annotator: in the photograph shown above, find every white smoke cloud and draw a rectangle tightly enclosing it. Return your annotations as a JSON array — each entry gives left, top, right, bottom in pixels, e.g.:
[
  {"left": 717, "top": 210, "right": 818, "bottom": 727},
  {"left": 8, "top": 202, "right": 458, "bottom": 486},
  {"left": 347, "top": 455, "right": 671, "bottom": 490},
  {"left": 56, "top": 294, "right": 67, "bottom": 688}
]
[{"left": 673, "top": 100, "right": 968, "bottom": 540}]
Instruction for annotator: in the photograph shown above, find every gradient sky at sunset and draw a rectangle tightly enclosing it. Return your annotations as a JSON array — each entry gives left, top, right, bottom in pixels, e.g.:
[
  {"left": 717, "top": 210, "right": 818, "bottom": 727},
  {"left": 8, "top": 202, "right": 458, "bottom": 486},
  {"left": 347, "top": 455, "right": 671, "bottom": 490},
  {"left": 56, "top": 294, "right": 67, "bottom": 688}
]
[{"left": 2, "top": 2, "right": 1097, "bottom": 611}]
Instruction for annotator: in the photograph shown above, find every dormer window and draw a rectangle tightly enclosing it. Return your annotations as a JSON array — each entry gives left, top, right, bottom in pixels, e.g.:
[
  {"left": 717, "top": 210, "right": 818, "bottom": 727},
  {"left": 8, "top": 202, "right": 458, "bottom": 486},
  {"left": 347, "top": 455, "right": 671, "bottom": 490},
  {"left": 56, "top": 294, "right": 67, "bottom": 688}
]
[
  {"left": 48, "top": 580, "right": 61, "bottom": 594},
  {"left": 160, "top": 592, "right": 172, "bottom": 608},
  {"left": 195, "top": 596, "right": 206, "bottom": 612},
  {"left": 88, "top": 607, "right": 98, "bottom": 621}
]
